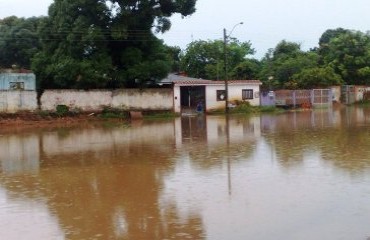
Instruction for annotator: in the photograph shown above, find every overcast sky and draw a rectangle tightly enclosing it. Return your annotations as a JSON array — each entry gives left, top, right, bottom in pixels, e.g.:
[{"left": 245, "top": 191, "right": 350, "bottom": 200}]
[{"left": 1, "top": 0, "right": 370, "bottom": 58}]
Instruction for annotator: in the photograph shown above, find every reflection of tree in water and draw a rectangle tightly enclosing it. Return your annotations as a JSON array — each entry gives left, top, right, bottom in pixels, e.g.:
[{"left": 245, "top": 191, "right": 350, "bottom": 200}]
[
  {"left": 1, "top": 144, "right": 205, "bottom": 239},
  {"left": 264, "top": 130, "right": 314, "bottom": 168},
  {"left": 319, "top": 127, "right": 370, "bottom": 173},
  {"left": 263, "top": 111, "right": 370, "bottom": 173}
]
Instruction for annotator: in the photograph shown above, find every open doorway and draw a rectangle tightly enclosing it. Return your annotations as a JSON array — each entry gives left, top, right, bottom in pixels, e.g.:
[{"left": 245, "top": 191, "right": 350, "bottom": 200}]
[{"left": 180, "top": 86, "right": 206, "bottom": 114}]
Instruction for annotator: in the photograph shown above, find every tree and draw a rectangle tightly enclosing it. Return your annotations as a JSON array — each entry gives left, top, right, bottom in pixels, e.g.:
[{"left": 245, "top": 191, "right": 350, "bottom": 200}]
[
  {"left": 32, "top": 0, "right": 197, "bottom": 89},
  {"left": 180, "top": 39, "right": 254, "bottom": 80},
  {"left": 292, "top": 67, "right": 343, "bottom": 89},
  {"left": 259, "top": 41, "right": 319, "bottom": 89},
  {"left": 318, "top": 29, "right": 370, "bottom": 85},
  {"left": 0, "top": 16, "right": 43, "bottom": 69},
  {"left": 231, "top": 58, "right": 261, "bottom": 80}
]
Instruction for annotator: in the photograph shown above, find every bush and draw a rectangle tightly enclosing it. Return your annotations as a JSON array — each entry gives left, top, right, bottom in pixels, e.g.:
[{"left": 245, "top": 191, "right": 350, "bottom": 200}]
[
  {"left": 100, "top": 106, "right": 129, "bottom": 119},
  {"left": 56, "top": 105, "right": 69, "bottom": 117}
]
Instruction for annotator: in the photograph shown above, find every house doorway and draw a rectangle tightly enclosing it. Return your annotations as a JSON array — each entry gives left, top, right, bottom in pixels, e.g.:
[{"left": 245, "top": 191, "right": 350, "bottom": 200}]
[{"left": 180, "top": 86, "right": 206, "bottom": 113}]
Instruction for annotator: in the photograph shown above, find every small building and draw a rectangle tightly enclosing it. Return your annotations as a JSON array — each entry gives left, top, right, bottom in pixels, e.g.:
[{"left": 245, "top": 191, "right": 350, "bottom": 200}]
[
  {"left": 0, "top": 73, "right": 36, "bottom": 90},
  {"left": 161, "top": 74, "right": 262, "bottom": 114},
  {"left": 0, "top": 73, "right": 37, "bottom": 112}
]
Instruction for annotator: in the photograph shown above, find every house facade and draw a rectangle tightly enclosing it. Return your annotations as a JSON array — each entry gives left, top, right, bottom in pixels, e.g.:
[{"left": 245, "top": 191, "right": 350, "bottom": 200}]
[{"left": 165, "top": 74, "right": 262, "bottom": 113}]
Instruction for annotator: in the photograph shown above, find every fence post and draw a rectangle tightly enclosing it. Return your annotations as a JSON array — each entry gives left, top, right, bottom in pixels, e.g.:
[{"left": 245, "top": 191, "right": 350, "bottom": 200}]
[
  {"left": 293, "top": 91, "right": 296, "bottom": 108},
  {"left": 310, "top": 90, "right": 314, "bottom": 107}
]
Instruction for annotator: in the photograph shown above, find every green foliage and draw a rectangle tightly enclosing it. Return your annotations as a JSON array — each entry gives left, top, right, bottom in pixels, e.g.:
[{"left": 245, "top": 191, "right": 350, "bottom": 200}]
[
  {"left": 31, "top": 0, "right": 197, "bottom": 90},
  {"left": 100, "top": 106, "right": 129, "bottom": 119},
  {"left": 259, "top": 41, "right": 319, "bottom": 89},
  {"left": 180, "top": 39, "right": 255, "bottom": 80},
  {"left": 318, "top": 29, "right": 370, "bottom": 85},
  {"left": 56, "top": 104, "right": 69, "bottom": 116},
  {"left": 231, "top": 59, "right": 261, "bottom": 80},
  {"left": 143, "top": 111, "right": 178, "bottom": 119},
  {"left": 0, "top": 16, "right": 43, "bottom": 68},
  {"left": 292, "top": 67, "right": 343, "bottom": 88},
  {"left": 231, "top": 101, "right": 254, "bottom": 113},
  {"left": 229, "top": 101, "right": 281, "bottom": 114}
]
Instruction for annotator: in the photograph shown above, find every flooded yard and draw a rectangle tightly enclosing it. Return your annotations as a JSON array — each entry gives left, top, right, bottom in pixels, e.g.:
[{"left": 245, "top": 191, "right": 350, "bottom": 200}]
[{"left": 1, "top": 107, "right": 370, "bottom": 240}]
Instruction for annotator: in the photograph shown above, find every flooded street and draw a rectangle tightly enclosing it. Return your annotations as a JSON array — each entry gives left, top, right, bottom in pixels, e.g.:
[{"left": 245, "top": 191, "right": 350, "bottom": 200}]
[{"left": 1, "top": 107, "right": 370, "bottom": 240}]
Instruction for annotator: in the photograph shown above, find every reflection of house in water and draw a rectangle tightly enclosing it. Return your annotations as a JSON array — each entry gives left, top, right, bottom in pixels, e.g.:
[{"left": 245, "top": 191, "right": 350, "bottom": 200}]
[
  {"left": 175, "top": 115, "right": 261, "bottom": 146},
  {"left": 0, "top": 116, "right": 262, "bottom": 175}
]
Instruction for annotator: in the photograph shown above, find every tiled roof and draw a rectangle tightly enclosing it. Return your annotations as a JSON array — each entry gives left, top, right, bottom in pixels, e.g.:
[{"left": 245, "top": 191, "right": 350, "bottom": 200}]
[
  {"left": 160, "top": 74, "right": 262, "bottom": 86},
  {"left": 174, "top": 79, "right": 262, "bottom": 86},
  {"left": 160, "top": 73, "right": 212, "bottom": 84}
]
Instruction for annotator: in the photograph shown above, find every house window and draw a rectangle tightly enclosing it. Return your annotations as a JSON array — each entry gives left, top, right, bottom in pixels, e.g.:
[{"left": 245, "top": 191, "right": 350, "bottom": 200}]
[
  {"left": 242, "top": 89, "right": 253, "bottom": 100},
  {"left": 217, "top": 90, "right": 226, "bottom": 101},
  {"left": 9, "top": 82, "right": 25, "bottom": 90}
]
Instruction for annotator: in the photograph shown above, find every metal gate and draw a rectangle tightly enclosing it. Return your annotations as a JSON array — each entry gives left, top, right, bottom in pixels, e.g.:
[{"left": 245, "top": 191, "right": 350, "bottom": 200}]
[
  {"left": 341, "top": 85, "right": 356, "bottom": 104},
  {"left": 312, "top": 89, "right": 332, "bottom": 107}
]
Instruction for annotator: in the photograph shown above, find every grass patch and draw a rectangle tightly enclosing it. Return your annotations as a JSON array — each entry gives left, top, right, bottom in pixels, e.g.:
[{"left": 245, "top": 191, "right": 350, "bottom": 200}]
[
  {"left": 355, "top": 99, "right": 370, "bottom": 106},
  {"left": 143, "top": 111, "right": 178, "bottom": 119},
  {"left": 230, "top": 102, "right": 283, "bottom": 114},
  {"left": 99, "top": 107, "right": 129, "bottom": 119}
]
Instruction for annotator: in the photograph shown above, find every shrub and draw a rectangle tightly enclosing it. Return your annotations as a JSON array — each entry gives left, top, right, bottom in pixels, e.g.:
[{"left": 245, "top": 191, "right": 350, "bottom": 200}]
[{"left": 56, "top": 105, "right": 69, "bottom": 117}]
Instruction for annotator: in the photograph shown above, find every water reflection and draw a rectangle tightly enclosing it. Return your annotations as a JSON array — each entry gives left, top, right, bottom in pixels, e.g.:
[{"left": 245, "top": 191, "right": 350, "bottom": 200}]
[{"left": 1, "top": 106, "right": 370, "bottom": 239}]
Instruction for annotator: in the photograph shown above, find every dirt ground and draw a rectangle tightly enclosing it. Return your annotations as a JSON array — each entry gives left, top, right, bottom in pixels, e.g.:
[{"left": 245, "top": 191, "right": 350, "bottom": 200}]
[{"left": 0, "top": 112, "right": 126, "bottom": 133}]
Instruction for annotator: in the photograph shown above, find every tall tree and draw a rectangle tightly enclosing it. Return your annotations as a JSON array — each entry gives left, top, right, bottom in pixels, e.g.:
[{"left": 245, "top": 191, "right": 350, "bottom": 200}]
[
  {"left": 318, "top": 29, "right": 370, "bottom": 85},
  {"left": 292, "top": 66, "right": 343, "bottom": 89},
  {"left": 32, "top": 0, "right": 197, "bottom": 89},
  {"left": 0, "top": 16, "right": 43, "bottom": 69},
  {"left": 259, "top": 41, "right": 319, "bottom": 89},
  {"left": 180, "top": 39, "right": 254, "bottom": 80}
]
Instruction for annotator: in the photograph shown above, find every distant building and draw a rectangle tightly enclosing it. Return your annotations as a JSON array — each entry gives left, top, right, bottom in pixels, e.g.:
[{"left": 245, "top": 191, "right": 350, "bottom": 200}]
[
  {"left": 160, "top": 73, "right": 262, "bottom": 113},
  {"left": 0, "top": 73, "right": 36, "bottom": 91},
  {"left": 0, "top": 72, "right": 37, "bottom": 112}
]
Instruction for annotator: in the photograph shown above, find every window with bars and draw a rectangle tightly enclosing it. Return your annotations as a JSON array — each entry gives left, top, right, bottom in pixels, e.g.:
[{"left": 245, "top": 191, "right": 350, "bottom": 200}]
[
  {"left": 9, "top": 82, "right": 25, "bottom": 90},
  {"left": 242, "top": 89, "right": 253, "bottom": 100}
]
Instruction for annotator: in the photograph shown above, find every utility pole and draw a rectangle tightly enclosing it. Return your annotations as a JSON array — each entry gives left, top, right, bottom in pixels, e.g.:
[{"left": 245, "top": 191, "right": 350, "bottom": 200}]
[
  {"left": 223, "top": 22, "right": 243, "bottom": 114},
  {"left": 223, "top": 28, "right": 229, "bottom": 114}
]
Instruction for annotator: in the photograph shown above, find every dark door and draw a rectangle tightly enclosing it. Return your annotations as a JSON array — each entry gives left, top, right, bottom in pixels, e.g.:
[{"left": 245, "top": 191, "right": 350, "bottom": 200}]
[{"left": 180, "top": 86, "right": 206, "bottom": 111}]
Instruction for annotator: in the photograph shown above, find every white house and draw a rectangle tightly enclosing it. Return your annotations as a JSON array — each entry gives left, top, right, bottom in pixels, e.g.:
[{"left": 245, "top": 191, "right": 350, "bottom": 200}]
[{"left": 161, "top": 74, "right": 262, "bottom": 113}]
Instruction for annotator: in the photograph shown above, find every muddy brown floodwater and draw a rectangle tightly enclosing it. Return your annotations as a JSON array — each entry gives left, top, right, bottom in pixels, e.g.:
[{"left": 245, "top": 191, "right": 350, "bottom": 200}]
[{"left": 1, "top": 106, "right": 370, "bottom": 240}]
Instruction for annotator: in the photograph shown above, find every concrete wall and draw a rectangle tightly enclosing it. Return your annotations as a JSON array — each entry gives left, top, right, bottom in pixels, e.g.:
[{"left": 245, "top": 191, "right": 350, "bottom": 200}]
[
  {"left": 0, "top": 91, "right": 38, "bottom": 113},
  {"left": 173, "top": 87, "right": 181, "bottom": 113},
  {"left": 354, "top": 86, "right": 370, "bottom": 102},
  {"left": 330, "top": 86, "right": 341, "bottom": 103},
  {"left": 205, "top": 84, "right": 261, "bottom": 112},
  {"left": 112, "top": 89, "right": 173, "bottom": 110},
  {"left": 228, "top": 84, "right": 261, "bottom": 106},
  {"left": 41, "top": 90, "right": 112, "bottom": 111},
  {"left": 41, "top": 89, "right": 173, "bottom": 111}
]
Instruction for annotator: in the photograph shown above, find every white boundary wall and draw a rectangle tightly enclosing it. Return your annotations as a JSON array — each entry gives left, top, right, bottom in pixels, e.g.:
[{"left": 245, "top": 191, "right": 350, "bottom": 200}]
[
  {"left": 112, "top": 89, "right": 173, "bottom": 110},
  {"left": 0, "top": 91, "right": 37, "bottom": 113},
  {"left": 41, "top": 90, "right": 112, "bottom": 111},
  {"left": 41, "top": 89, "right": 173, "bottom": 111}
]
